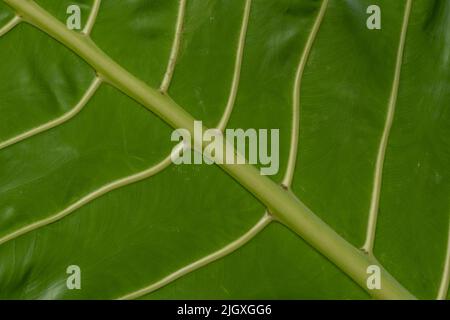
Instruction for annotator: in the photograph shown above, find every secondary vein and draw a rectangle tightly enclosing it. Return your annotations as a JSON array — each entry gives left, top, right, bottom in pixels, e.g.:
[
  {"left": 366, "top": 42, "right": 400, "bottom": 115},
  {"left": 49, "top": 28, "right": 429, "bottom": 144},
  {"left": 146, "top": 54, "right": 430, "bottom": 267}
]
[
  {"left": 120, "top": 1, "right": 255, "bottom": 299},
  {"left": 216, "top": 0, "right": 251, "bottom": 132},
  {"left": 0, "top": 14, "right": 20, "bottom": 37},
  {"left": 282, "top": 0, "right": 328, "bottom": 188},
  {"left": 0, "top": 77, "right": 102, "bottom": 151},
  {"left": 0, "top": 144, "right": 183, "bottom": 246},
  {"left": 362, "top": 0, "right": 412, "bottom": 254},
  {"left": 0, "top": 0, "right": 105, "bottom": 151},
  {"left": 437, "top": 219, "right": 450, "bottom": 299},
  {"left": 82, "top": 0, "right": 101, "bottom": 35},
  {"left": 160, "top": 0, "right": 186, "bottom": 94},
  {"left": 118, "top": 213, "right": 272, "bottom": 300},
  {"left": 2, "top": 0, "right": 416, "bottom": 299}
]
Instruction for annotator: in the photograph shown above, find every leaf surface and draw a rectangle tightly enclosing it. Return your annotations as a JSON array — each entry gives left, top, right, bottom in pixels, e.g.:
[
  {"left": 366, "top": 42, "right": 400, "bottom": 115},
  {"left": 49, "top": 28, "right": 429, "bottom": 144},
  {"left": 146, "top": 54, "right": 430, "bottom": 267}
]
[{"left": 0, "top": 0, "right": 449, "bottom": 299}]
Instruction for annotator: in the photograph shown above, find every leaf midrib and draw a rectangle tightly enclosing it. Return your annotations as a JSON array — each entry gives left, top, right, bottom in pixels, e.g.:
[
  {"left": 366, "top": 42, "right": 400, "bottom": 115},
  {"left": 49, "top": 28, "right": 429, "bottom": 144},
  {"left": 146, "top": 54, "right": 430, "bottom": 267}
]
[
  {"left": 0, "top": 0, "right": 260, "bottom": 299},
  {"left": 2, "top": 0, "right": 416, "bottom": 300}
]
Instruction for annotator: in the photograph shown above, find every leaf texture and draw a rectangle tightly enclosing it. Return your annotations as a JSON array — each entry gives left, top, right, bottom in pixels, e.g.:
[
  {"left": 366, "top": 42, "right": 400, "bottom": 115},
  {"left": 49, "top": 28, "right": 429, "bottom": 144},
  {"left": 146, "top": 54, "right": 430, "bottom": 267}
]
[{"left": 0, "top": 0, "right": 449, "bottom": 300}]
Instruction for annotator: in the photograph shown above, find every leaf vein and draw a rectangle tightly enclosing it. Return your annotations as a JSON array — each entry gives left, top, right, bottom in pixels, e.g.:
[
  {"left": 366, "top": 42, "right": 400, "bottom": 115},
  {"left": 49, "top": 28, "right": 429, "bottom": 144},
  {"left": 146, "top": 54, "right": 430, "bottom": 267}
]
[
  {"left": 0, "top": 76, "right": 102, "bottom": 151},
  {"left": 159, "top": 0, "right": 186, "bottom": 94},
  {"left": 2, "top": 0, "right": 416, "bottom": 299},
  {"left": 82, "top": 0, "right": 101, "bottom": 36},
  {"left": 437, "top": 220, "right": 450, "bottom": 299},
  {"left": 118, "top": 213, "right": 272, "bottom": 300},
  {"left": 362, "top": 0, "right": 412, "bottom": 254},
  {"left": 282, "top": 0, "right": 328, "bottom": 188},
  {"left": 0, "top": 14, "right": 20, "bottom": 37}
]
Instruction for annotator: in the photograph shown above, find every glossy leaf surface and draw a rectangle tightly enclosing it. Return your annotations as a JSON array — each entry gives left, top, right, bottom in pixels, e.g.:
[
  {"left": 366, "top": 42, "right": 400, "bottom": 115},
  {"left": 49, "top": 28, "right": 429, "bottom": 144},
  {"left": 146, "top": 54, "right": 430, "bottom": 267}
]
[{"left": 0, "top": 0, "right": 449, "bottom": 300}]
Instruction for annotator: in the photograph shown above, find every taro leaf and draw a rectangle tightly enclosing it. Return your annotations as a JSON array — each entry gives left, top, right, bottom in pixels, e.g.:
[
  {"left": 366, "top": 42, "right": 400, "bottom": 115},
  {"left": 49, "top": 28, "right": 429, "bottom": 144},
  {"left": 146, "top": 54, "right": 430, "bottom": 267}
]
[{"left": 0, "top": 0, "right": 449, "bottom": 300}]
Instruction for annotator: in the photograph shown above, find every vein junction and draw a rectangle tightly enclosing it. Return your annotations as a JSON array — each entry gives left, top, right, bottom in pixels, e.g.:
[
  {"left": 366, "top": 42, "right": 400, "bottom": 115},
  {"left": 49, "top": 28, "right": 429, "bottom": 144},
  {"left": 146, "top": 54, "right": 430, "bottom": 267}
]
[{"left": 0, "top": 0, "right": 419, "bottom": 300}]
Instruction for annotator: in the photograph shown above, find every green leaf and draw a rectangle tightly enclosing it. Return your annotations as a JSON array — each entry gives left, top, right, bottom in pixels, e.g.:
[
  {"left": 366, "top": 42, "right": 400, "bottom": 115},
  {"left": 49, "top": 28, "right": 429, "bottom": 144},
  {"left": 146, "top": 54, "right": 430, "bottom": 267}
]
[{"left": 0, "top": 0, "right": 448, "bottom": 300}]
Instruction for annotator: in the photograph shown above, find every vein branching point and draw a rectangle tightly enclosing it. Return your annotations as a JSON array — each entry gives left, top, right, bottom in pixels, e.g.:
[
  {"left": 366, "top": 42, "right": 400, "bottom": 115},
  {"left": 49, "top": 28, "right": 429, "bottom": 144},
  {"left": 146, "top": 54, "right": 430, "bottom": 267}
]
[{"left": 2, "top": 0, "right": 416, "bottom": 300}]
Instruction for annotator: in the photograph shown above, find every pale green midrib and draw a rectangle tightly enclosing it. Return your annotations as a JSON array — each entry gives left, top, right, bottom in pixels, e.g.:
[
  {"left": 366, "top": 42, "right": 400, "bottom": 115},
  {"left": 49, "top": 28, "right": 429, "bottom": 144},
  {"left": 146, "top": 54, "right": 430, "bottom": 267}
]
[{"left": 3, "top": 0, "right": 415, "bottom": 300}]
